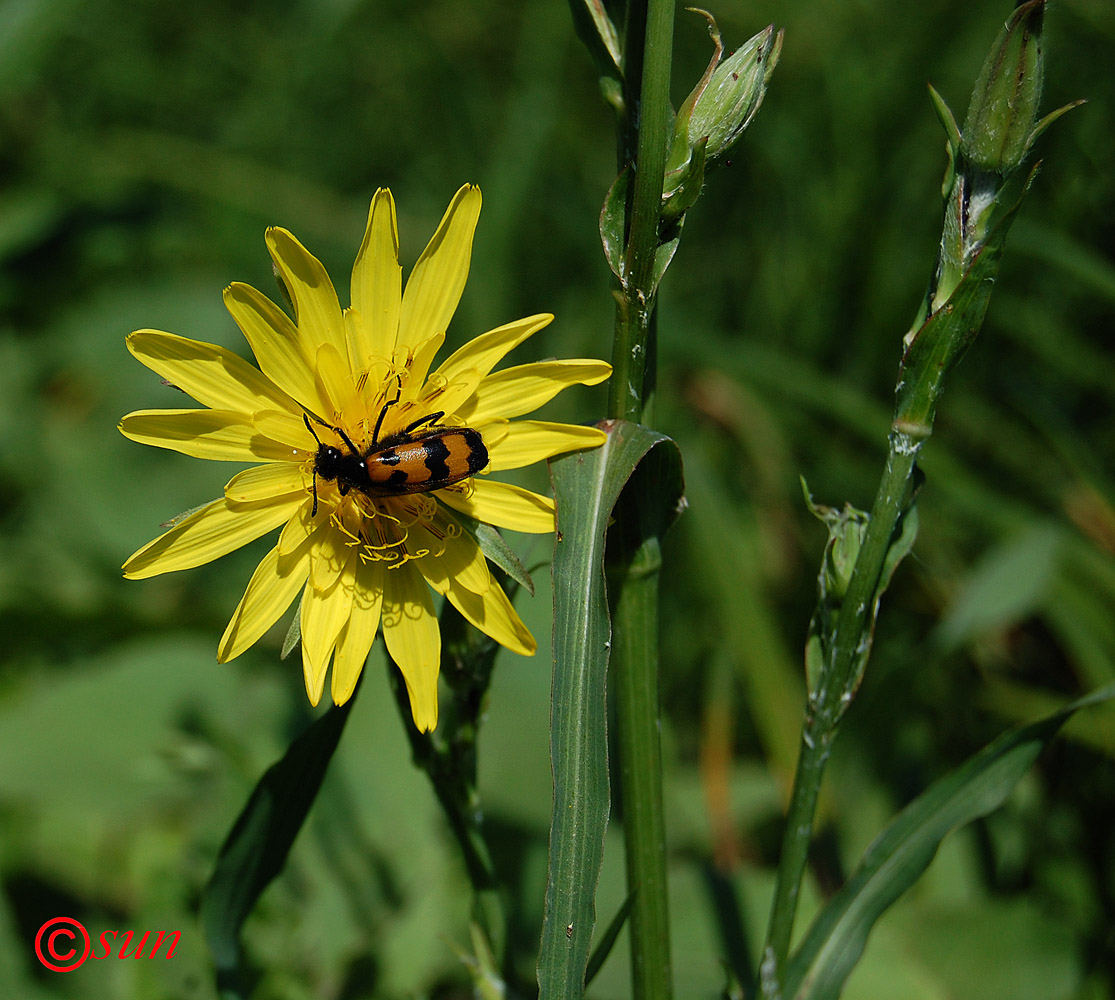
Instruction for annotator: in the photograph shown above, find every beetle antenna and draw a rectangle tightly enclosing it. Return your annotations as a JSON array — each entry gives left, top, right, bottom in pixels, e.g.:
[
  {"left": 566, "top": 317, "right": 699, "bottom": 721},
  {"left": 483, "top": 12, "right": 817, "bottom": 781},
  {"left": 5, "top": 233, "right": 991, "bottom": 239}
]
[
  {"left": 372, "top": 374, "right": 404, "bottom": 443},
  {"left": 303, "top": 411, "right": 324, "bottom": 444},
  {"left": 402, "top": 411, "right": 444, "bottom": 436},
  {"left": 303, "top": 413, "right": 322, "bottom": 516},
  {"left": 332, "top": 424, "right": 361, "bottom": 456}
]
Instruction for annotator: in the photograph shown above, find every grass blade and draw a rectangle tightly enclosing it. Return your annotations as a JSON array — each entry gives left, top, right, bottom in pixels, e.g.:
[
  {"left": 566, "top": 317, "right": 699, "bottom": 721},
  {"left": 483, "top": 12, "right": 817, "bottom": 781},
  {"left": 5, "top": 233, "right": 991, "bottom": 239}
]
[
  {"left": 537, "top": 419, "right": 683, "bottom": 1000},
  {"left": 782, "top": 683, "right": 1115, "bottom": 1000},
  {"left": 201, "top": 700, "right": 354, "bottom": 1000}
]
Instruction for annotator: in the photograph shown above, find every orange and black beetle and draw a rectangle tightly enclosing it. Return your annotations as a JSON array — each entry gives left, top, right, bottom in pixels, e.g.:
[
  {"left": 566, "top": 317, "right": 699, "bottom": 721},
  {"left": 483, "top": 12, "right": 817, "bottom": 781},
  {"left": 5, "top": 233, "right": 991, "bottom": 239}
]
[{"left": 303, "top": 407, "right": 487, "bottom": 515}]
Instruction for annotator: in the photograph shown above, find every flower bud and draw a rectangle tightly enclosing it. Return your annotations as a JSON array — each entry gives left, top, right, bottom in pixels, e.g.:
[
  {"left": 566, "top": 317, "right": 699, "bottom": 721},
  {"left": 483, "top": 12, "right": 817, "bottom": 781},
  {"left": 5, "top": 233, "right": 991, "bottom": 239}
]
[
  {"left": 960, "top": 0, "right": 1045, "bottom": 174},
  {"left": 688, "top": 21, "right": 780, "bottom": 164},
  {"left": 802, "top": 481, "right": 868, "bottom": 603},
  {"left": 665, "top": 13, "right": 780, "bottom": 205}
]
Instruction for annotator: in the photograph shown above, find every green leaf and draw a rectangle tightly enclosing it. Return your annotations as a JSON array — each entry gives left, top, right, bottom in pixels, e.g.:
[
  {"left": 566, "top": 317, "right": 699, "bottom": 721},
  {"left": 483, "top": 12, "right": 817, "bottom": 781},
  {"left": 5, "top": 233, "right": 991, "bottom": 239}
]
[
  {"left": 566, "top": 0, "right": 623, "bottom": 84},
  {"left": 927, "top": 82, "right": 960, "bottom": 197},
  {"left": 933, "top": 522, "right": 1063, "bottom": 653},
  {"left": 201, "top": 699, "right": 355, "bottom": 1000},
  {"left": 897, "top": 166, "right": 1038, "bottom": 438},
  {"left": 280, "top": 595, "right": 302, "bottom": 659},
  {"left": 927, "top": 83, "right": 960, "bottom": 156},
  {"left": 780, "top": 683, "right": 1115, "bottom": 1000},
  {"left": 651, "top": 232, "right": 682, "bottom": 297},
  {"left": 454, "top": 510, "right": 536, "bottom": 596},
  {"left": 600, "top": 167, "right": 628, "bottom": 281},
  {"left": 585, "top": 891, "right": 636, "bottom": 986},
  {"left": 537, "top": 420, "right": 684, "bottom": 1000}
]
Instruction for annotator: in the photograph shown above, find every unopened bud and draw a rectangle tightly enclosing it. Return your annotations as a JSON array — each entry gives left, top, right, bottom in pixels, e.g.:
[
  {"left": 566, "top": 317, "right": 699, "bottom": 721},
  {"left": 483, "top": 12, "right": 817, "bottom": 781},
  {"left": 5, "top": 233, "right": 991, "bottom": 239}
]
[
  {"left": 960, "top": 0, "right": 1045, "bottom": 173},
  {"left": 802, "top": 481, "right": 868, "bottom": 603},
  {"left": 690, "top": 23, "right": 779, "bottom": 161},
  {"left": 665, "top": 13, "right": 780, "bottom": 208}
]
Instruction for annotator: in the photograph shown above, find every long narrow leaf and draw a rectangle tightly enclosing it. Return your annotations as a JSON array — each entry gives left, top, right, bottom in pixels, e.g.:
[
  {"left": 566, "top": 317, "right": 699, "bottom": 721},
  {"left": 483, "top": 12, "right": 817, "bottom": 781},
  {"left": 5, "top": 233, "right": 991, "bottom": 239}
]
[
  {"left": 585, "top": 892, "right": 636, "bottom": 987},
  {"left": 782, "top": 682, "right": 1115, "bottom": 1000},
  {"left": 201, "top": 699, "right": 355, "bottom": 1000},
  {"left": 537, "top": 420, "right": 683, "bottom": 999}
]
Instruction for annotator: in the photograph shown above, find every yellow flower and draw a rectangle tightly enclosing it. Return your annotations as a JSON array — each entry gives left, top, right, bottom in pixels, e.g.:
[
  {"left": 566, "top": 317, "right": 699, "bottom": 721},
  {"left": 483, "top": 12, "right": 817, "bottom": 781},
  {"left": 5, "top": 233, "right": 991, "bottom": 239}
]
[{"left": 121, "top": 186, "right": 610, "bottom": 731}]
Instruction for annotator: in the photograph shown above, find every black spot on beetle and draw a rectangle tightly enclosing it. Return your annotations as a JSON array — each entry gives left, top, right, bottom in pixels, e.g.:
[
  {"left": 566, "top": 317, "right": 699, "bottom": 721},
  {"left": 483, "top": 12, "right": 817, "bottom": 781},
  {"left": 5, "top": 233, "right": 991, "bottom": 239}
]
[{"left": 423, "top": 438, "right": 452, "bottom": 480}]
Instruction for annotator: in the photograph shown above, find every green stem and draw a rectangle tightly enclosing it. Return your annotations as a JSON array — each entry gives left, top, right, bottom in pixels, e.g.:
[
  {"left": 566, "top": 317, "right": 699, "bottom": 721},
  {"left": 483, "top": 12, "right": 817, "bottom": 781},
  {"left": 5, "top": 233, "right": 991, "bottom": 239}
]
[
  {"left": 387, "top": 662, "right": 506, "bottom": 965},
  {"left": 762, "top": 720, "right": 831, "bottom": 981},
  {"left": 605, "top": 2, "right": 676, "bottom": 998},
  {"left": 608, "top": 0, "right": 675, "bottom": 423},
  {"left": 610, "top": 536, "right": 672, "bottom": 1000},
  {"left": 763, "top": 434, "right": 920, "bottom": 977}
]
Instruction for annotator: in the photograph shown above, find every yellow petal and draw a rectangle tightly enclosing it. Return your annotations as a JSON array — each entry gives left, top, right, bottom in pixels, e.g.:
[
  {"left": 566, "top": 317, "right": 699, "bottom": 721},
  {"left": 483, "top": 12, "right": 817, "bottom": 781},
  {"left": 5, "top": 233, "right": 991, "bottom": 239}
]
[
  {"left": 415, "top": 369, "right": 480, "bottom": 425},
  {"left": 278, "top": 498, "right": 315, "bottom": 556},
  {"left": 309, "top": 519, "right": 352, "bottom": 595},
  {"left": 265, "top": 227, "right": 348, "bottom": 362},
  {"left": 403, "top": 331, "right": 446, "bottom": 396},
  {"left": 486, "top": 420, "right": 608, "bottom": 471},
  {"left": 253, "top": 409, "right": 317, "bottom": 451},
  {"left": 120, "top": 409, "right": 296, "bottom": 462},
  {"left": 301, "top": 551, "right": 357, "bottom": 706},
  {"left": 427, "top": 313, "right": 552, "bottom": 387},
  {"left": 457, "top": 360, "right": 612, "bottom": 424},
  {"left": 218, "top": 538, "right": 313, "bottom": 662},
  {"left": 126, "top": 329, "right": 294, "bottom": 413},
  {"left": 222, "top": 283, "right": 322, "bottom": 412},
  {"left": 343, "top": 309, "right": 381, "bottom": 420},
  {"left": 299, "top": 583, "right": 328, "bottom": 706},
  {"left": 439, "top": 479, "right": 556, "bottom": 534},
  {"left": 382, "top": 563, "right": 441, "bottom": 731},
  {"left": 331, "top": 558, "right": 384, "bottom": 705},
  {"left": 445, "top": 576, "right": 536, "bottom": 655},
  {"left": 397, "top": 185, "right": 482, "bottom": 352},
  {"left": 314, "top": 341, "right": 360, "bottom": 420},
  {"left": 123, "top": 496, "right": 300, "bottom": 579},
  {"left": 225, "top": 462, "right": 308, "bottom": 503},
  {"left": 412, "top": 512, "right": 490, "bottom": 596},
  {"left": 350, "top": 189, "right": 402, "bottom": 363}
]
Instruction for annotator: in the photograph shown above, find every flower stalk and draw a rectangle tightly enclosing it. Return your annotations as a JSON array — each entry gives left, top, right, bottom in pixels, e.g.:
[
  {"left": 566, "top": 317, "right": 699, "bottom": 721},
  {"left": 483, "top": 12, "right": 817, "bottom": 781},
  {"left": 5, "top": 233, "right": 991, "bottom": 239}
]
[
  {"left": 761, "top": 2, "right": 1075, "bottom": 987},
  {"left": 763, "top": 441, "right": 920, "bottom": 981},
  {"left": 606, "top": 2, "right": 676, "bottom": 999},
  {"left": 387, "top": 614, "right": 507, "bottom": 964},
  {"left": 608, "top": 0, "right": 675, "bottom": 425}
]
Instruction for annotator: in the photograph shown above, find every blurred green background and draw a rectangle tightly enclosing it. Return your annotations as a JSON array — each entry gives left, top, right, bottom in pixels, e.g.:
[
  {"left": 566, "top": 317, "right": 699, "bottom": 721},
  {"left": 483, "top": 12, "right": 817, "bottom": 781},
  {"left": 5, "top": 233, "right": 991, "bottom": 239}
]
[{"left": 0, "top": 0, "right": 1112, "bottom": 997}]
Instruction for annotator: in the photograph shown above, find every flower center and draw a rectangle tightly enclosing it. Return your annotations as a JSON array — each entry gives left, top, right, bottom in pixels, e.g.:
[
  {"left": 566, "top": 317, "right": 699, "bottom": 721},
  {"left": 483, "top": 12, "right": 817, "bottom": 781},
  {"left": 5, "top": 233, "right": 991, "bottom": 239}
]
[{"left": 329, "top": 492, "right": 462, "bottom": 570}]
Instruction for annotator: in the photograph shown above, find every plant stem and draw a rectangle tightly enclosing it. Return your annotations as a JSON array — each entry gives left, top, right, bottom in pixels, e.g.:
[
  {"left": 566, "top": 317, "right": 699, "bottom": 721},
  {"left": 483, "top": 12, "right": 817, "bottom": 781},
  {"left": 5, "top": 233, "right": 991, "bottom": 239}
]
[
  {"left": 606, "top": 1, "right": 676, "bottom": 998},
  {"left": 387, "top": 661, "right": 506, "bottom": 965},
  {"left": 763, "top": 434, "right": 919, "bottom": 976},
  {"left": 610, "top": 535, "right": 672, "bottom": 1000},
  {"left": 608, "top": 0, "right": 675, "bottom": 424}
]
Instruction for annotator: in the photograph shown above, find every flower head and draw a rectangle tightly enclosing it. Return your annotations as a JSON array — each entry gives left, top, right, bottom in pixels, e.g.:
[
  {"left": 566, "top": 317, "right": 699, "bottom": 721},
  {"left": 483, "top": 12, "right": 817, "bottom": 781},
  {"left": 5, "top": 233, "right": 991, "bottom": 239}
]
[{"left": 121, "top": 186, "right": 610, "bottom": 731}]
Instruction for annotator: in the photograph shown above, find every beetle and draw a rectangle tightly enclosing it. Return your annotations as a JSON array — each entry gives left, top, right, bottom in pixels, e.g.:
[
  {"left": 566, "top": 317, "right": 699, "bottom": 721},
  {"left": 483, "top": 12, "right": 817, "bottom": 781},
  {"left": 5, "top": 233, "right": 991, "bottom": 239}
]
[{"left": 302, "top": 401, "right": 488, "bottom": 516}]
